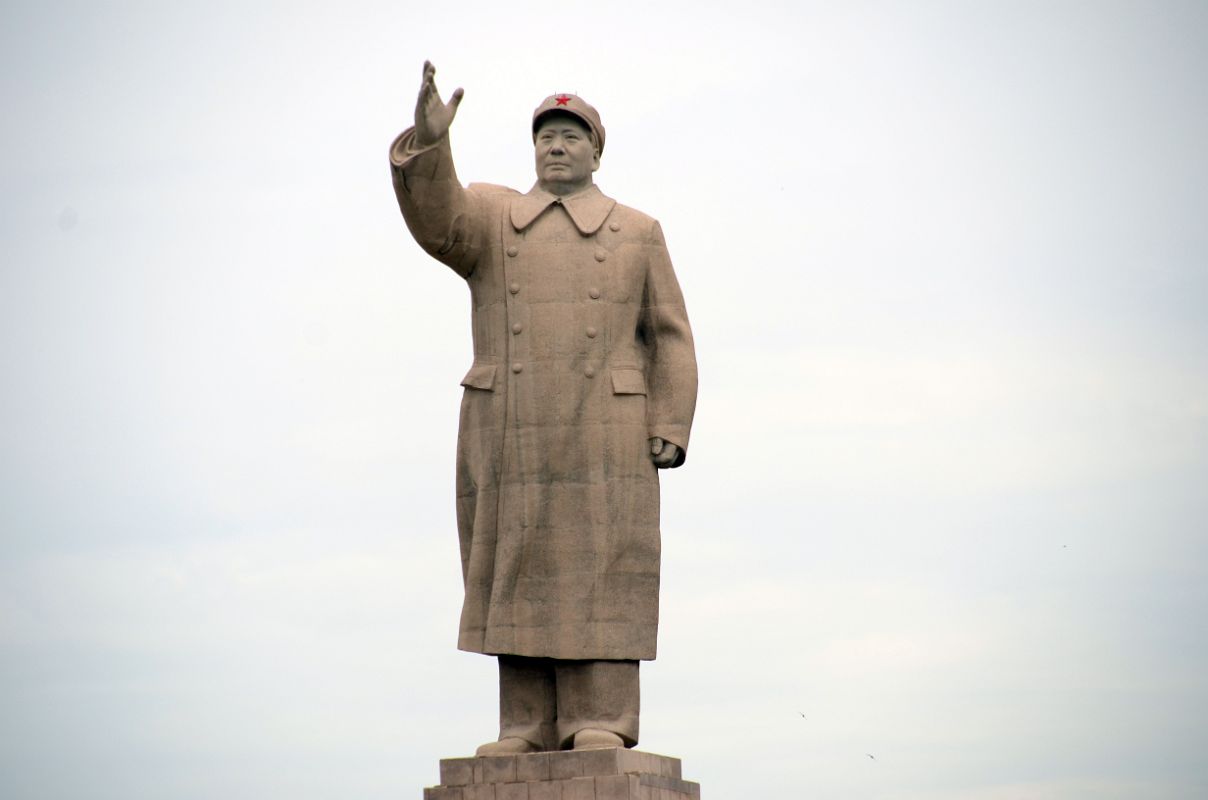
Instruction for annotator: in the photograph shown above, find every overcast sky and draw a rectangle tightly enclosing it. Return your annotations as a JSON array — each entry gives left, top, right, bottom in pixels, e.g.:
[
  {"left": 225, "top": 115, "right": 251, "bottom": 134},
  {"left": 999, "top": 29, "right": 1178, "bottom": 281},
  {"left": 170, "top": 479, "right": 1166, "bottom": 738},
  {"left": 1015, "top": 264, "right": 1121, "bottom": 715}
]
[{"left": 2, "top": 1, "right": 1207, "bottom": 798}]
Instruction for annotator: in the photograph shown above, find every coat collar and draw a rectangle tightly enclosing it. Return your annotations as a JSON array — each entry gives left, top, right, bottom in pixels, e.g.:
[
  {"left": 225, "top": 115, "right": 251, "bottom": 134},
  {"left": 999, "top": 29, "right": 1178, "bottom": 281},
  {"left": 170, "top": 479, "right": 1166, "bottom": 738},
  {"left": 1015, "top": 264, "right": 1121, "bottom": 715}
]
[{"left": 510, "top": 183, "right": 616, "bottom": 235}]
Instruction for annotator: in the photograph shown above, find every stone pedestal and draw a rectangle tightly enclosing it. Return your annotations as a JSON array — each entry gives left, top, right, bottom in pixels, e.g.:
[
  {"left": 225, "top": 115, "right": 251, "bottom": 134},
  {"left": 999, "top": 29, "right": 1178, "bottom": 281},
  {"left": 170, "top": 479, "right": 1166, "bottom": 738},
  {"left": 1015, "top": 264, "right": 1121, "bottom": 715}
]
[{"left": 423, "top": 748, "right": 700, "bottom": 799}]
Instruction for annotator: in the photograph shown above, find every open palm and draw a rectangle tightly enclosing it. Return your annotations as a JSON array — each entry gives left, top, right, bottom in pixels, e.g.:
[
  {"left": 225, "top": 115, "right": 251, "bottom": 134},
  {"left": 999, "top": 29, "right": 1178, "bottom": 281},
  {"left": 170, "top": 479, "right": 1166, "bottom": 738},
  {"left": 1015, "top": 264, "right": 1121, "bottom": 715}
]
[{"left": 414, "top": 60, "right": 464, "bottom": 147}]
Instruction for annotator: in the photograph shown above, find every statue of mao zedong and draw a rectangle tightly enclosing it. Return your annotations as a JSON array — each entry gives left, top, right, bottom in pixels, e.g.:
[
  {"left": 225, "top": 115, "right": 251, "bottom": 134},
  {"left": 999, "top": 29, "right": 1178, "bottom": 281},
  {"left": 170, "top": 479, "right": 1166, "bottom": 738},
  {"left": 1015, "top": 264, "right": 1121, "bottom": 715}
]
[{"left": 389, "top": 61, "right": 698, "bottom": 754}]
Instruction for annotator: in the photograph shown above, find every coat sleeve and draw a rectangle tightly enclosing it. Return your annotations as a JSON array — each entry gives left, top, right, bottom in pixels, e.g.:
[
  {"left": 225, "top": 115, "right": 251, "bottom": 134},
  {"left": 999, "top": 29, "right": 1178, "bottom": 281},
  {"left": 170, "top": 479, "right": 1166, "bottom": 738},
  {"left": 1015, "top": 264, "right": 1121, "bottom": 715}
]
[
  {"left": 639, "top": 220, "right": 698, "bottom": 467},
  {"left": 389, "top": 127, "right": 486, "bottom": 280}
]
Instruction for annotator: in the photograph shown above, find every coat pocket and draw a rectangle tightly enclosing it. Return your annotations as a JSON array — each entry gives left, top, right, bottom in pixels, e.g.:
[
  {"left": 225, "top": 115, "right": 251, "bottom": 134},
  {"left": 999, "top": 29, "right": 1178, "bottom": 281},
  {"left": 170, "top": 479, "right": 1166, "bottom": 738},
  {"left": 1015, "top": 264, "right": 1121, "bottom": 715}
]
[
  {"left": 460, "top": 363, "right": 498, "bottom": 391},
  {"left": 610, "top": 368, "right": 647, "bottom": 395}
]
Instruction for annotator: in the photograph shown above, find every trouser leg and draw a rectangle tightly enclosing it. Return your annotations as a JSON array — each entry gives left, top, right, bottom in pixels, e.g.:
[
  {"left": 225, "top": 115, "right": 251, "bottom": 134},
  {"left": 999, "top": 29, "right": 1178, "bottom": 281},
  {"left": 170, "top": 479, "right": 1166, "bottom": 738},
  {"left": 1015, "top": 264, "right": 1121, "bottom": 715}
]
[
  {"left": 554, "top": 659, "right": 640, "bottom": 749},
  {"left": 497, "top": 656, "right": 558, "bottom": 751}
]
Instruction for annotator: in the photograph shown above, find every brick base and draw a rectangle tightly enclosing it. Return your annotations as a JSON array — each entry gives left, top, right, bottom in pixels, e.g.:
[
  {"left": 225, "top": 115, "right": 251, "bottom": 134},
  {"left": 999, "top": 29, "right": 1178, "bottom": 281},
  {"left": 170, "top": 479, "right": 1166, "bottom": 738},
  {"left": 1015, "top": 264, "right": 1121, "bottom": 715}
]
[{"left": 424, "top": 748, "right": 700, "bottom": 799}]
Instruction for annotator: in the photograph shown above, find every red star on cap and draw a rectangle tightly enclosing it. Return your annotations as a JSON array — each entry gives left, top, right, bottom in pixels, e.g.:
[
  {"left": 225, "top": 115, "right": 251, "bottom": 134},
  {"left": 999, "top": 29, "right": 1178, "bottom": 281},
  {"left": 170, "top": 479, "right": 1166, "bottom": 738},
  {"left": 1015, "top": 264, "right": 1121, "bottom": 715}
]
[{"left": 554, "top": 95, "right": 571, "bottom": 106}]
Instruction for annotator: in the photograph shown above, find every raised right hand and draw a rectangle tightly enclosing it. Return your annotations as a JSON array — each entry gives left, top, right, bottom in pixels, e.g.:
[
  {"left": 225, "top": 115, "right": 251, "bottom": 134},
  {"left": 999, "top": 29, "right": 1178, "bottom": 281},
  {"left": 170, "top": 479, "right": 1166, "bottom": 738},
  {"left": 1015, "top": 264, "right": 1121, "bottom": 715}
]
[{"left": 414, "top": 60, "right": 464, "bottom": 147}]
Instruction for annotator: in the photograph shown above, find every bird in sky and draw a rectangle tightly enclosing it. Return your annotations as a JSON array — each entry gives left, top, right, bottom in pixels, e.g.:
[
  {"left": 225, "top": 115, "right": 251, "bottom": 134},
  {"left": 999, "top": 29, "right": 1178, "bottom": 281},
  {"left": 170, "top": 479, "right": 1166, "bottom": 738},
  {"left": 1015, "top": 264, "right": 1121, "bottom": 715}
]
[{"left": 866, "top": 753, "right": 876, "bottom": 761}]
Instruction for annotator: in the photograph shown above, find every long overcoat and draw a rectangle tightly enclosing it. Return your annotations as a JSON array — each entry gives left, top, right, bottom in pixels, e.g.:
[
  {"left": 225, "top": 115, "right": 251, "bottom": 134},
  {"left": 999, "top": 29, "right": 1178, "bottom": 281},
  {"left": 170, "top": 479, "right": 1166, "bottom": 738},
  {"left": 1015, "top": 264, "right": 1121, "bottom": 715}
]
[{"left": 390, "top": 127, "right": 697, "bottom": 661}]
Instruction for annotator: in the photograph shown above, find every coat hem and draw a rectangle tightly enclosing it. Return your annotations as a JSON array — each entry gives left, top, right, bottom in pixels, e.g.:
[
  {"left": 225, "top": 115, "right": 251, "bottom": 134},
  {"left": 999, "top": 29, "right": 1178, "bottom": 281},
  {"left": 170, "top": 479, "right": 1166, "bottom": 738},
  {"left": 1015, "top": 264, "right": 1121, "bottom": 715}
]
[{"left": 458, "top": 636, "right": 657, "bottom": 662}]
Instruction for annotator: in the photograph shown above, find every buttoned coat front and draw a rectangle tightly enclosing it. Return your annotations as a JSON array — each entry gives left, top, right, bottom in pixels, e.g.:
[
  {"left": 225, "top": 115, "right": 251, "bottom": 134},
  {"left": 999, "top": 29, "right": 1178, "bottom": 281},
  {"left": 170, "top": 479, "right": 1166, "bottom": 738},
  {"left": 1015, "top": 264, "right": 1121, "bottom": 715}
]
[{"left": 390, "top": 127, "right": 697, "bottom": 661}]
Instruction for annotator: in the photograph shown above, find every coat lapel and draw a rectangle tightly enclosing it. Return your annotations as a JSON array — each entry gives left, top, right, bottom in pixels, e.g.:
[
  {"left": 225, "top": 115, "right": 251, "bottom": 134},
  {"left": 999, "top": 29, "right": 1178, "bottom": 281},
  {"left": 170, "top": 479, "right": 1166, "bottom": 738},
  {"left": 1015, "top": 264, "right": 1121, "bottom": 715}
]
[{"left": 510, "top": 184, "right": 616, "bottom": 235}]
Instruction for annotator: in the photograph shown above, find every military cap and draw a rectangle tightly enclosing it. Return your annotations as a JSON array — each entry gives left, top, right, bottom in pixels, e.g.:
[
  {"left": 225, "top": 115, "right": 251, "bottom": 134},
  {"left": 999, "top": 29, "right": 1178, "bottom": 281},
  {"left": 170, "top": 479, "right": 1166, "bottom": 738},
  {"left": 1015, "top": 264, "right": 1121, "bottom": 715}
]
[{"left": 532, "top": 94, "right": 606, "bottom": 155}]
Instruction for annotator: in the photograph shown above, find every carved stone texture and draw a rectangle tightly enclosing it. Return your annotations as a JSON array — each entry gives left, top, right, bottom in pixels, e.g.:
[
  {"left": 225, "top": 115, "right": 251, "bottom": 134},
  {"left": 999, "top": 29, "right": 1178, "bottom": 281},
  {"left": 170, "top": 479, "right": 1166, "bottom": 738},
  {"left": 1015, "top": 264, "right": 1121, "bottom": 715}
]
[
  {"left": 395, "top": 60, "right": 698, "bottom": 758},
  {"left": 390, "top": 65, "right": 698, "bottom": 667},
  {"left": 423, "top": 749, "right": 699, "bottom": 800}
]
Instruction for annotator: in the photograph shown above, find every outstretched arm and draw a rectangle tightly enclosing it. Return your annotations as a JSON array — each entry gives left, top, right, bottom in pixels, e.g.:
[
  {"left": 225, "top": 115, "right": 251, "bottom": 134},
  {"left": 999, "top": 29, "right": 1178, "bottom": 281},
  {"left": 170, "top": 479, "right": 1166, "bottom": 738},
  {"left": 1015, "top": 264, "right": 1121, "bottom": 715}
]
[{"left": 390, "top": 61, "right": 483, "bottom": 279}]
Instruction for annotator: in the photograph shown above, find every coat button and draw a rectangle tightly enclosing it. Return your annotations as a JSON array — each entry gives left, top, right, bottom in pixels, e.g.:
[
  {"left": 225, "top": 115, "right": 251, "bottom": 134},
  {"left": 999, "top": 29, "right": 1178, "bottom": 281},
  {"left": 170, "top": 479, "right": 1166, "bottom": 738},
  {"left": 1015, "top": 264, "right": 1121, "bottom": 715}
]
[
  {"left": 588, "top": 287, "right": 601, "bottom": 299},
  {"left": 512, "top": 323, "right": 523, "bottom": 335},
  {"left": 584, "top": 365, "right": 596, "bottom": 378},
  {"left": 609, "top": 222, "right": 621, "bottom": 232},
  {"left": 507, "top": 246, "right": 519, "bottom": 257},
  {"left": 509, "top": 282, "right": 520, "bottom": 294},
  {"left": 511, "top": 362, "right": 523, "bottom": 374},
  {"left": 585, "top": 326, "right": 598, "bottom": 338},
  {"left": 594, "top": 250, "right": 607, "bottom": 262}
]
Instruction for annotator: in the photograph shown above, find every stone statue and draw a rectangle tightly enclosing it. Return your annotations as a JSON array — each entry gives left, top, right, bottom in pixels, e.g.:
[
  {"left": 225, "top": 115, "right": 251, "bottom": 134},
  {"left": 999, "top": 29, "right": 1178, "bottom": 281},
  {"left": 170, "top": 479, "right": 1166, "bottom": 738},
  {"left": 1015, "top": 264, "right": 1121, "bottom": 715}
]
[{"left": 389, "top": 62, "right": 697, "bottom": 755}]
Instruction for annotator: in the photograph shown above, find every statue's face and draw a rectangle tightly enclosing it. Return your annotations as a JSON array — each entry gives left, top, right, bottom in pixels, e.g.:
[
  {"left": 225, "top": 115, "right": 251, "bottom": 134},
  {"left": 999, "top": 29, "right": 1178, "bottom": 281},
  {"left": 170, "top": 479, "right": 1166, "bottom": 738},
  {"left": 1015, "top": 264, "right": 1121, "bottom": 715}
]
[{"left": 534, "top": 115, "right": 600, "bottom": 195}]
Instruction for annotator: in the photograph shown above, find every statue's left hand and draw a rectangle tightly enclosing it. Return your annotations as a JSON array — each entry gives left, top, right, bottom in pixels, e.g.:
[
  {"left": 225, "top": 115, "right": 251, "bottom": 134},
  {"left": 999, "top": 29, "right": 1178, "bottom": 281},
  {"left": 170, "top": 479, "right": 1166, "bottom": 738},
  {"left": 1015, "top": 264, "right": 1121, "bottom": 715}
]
[{"left": 649, "top": 437, "right": 680, "bottom": 468}]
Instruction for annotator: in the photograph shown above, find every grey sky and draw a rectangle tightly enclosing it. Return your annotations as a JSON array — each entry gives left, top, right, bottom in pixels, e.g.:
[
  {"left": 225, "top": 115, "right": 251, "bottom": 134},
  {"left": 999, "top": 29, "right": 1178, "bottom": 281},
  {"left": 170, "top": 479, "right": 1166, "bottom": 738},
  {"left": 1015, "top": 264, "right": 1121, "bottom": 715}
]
[{"left": 2, "top": 1, "right": 1206, "bottom": 798}]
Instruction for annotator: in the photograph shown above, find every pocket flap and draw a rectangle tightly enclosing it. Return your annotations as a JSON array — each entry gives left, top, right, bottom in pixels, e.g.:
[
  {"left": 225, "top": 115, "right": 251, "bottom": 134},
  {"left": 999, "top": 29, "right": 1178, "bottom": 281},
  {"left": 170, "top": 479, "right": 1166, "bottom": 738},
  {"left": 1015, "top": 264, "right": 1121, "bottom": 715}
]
[
  {"left": 460, "top": 363, "right": 497, "bottom": 391},
  {"left": 610, "top": 368, "right": 647, "bottom": 395}
]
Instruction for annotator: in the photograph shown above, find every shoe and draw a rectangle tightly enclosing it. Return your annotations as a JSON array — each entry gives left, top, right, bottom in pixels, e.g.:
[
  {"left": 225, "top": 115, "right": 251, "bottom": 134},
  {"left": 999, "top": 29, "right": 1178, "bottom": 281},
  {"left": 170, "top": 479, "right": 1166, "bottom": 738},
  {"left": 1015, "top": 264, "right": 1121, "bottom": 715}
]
[
  {"left": 476, "top": 737, "right": 539, "bottom": 757},
  {"left": 572, "top": 728, "right": 624, "bottom": 750}
]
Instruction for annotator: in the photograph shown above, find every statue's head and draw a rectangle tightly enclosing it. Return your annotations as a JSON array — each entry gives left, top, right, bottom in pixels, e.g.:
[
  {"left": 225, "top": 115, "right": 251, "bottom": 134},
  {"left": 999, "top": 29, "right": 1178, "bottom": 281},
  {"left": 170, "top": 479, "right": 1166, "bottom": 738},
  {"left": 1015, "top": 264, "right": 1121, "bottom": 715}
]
[{"left": 532, "top": 94, "right": 605, "bottom": 196}]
